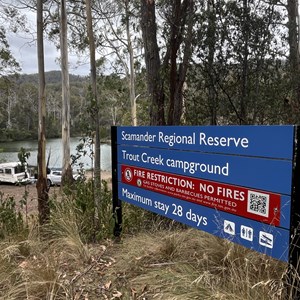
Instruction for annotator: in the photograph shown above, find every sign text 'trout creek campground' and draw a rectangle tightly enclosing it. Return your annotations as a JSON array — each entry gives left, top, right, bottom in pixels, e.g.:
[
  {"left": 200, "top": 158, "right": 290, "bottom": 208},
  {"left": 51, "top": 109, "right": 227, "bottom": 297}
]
[{"left": 111, "top": 126, "right": 300, "bottom": 263}]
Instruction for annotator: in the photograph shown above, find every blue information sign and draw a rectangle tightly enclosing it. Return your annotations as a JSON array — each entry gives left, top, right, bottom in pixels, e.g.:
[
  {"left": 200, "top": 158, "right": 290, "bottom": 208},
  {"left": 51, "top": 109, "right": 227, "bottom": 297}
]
[
  {"left": 119, "top": 183, "right": 290, "bottom": 262},
  {"left": 117, "top": 164, "right": 292, "bottom": 230},
  {"left": 112, "top": 125, "right": 297, "bottom": 262},
  {"left": 117, "top": 125, "right": 294, "bottom": 159},
  {"left": 118, "top": 145, "right": 293, "bottom": 195}
]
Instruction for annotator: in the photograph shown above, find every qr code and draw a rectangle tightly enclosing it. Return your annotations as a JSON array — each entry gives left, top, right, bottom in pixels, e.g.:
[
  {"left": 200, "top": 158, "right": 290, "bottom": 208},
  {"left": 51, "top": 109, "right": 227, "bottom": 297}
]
[{"left": 247, "top": 191, "right": 269, "bottom": 217}]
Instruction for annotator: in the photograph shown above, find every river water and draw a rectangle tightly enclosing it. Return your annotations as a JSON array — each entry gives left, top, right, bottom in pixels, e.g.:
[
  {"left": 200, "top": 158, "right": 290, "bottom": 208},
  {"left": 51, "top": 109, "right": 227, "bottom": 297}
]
[{"left": 0, "top": 137, "right": 112, "bottom": 171}]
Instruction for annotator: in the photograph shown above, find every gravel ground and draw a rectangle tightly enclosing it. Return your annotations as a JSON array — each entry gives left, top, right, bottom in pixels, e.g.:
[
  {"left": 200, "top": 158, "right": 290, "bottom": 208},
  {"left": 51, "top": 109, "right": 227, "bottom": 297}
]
[{"left": 0, "top": 171, "right": 112, "bottom": 213}]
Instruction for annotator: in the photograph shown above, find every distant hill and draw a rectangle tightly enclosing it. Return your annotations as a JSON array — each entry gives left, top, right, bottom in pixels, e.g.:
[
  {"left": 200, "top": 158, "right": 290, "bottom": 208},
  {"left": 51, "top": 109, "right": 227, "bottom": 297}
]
[{"left": 15, "top": 70, "right": 89, "bottom": 85}]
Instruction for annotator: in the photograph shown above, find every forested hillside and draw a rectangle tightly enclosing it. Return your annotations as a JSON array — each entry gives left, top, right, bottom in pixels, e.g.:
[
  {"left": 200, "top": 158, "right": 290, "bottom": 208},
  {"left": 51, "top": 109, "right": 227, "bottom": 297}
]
[{"left": 0, "top": 71, "right": 148, "bottom": 141}]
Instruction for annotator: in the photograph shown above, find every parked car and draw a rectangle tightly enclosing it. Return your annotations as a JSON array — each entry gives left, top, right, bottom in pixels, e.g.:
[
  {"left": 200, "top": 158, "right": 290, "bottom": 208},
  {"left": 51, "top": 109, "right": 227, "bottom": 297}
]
[
  {"left": 47, "top": 168, "right": 63, "bottom": 187},
  {"left": 46, "top": 167, "right": 81, "bottom": 187}
]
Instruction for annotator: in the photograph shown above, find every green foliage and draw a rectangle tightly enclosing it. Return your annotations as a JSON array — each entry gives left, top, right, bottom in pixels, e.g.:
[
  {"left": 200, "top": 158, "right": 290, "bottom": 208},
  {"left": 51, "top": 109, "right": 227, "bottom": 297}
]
[
  {"left": 52, "top": 179, "right": 114, "bottom": 243},
  {"left": 0, "top": 72, "right": 97, "bottom": 141},
  {"left": 71, "top": 136, "right": 94, "bottom": 173},
  {"left": 0, "top": 0, "right": 297, "bottom": 130},
  {"left": 0, "top": 23, "right": 20, "bottom": 75},
  {"left": 121, "top": 201, "right": 187, "bottom": 235},
  {"left": 17, "top": 147, "right": 30, "bottom": 166},
  {"left": 0, "top": 128, "right": 33, "bottom": 142},
  {"left": 96, "top": 180, "right": 115, "bottom": 240},
  {"left": 98, "top": 74, "right": 130, "bottom": 126},
  {"left": 184, "top": 0, "right": 290, "bottom": 125},
  {"left": 0, "top": 192, "right": 24, "bottom": 239}
]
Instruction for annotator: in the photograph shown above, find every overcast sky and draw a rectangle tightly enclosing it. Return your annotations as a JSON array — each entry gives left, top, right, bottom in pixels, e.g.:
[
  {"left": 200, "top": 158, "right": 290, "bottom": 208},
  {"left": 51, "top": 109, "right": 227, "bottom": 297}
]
[
  {"left": 6, "top": 10, "right": 90, "bottom": 76},
  {"left": 8, "top": 33, "right": 91, "bottom": 76}
]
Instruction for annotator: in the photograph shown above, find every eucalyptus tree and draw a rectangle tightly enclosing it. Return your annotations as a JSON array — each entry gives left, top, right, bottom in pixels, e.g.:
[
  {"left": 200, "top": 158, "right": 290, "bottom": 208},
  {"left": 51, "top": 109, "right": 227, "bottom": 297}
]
[
  {"left": 0, "top": 78, "right": 10, "bottom": 129},
  {"left": 98, "top": 73, "right": 133, "bottom": 126},
  {"left": 0, "top": 77, "right": 18, "bottom": 130},
  {"left": 0, "top": 4, "right": 24, "bottom": 137},
  {"left": 5, "top": 83, "right": 17, "bottom": 129},
  {"left": 140, "top": 0, "right": 196, "bottom": 125},
  {"left": 35, "top": 0, "right": 74, "bottom": 183},
  {"left": 286, "top": 0, "right": 300, "bottom": 122},
  {"left": 36, "top": 0, "right": 50, "bottom": 225},
  {"left": 185, "top": 0, "right": 287, "bottom": 125},
  {"left": 140, "top": 0, "right": 165, "bottom": 125},
  {"left": 0, "top": 4, "right": 23, "bottom": 76},
  {"left": 219, "top": 0, "right": 286, "bottom": 124},
  {"left": 15, "top": 0, "right": 91, "bottom": 183},
  {"left": 124, "top": 0, "right": 138, "bottom": 126},
  {"left": 95, "top": 0, "right": 141, "bottom": 126},
  {"left": 43, "top": 0, "right": 102, "bottom": 182},
  {"left": 85, "top": 0, "right": 101, "bottom": 186},
  {"left": 60, "top": 0, "right": 73, "bottom": 186},
  {"left": 205, "top": 0, "right": 218, "bottom": 125},
  {"left": 17, "top": 82, "right": 38, "bottom": 134},
  {"left": 67, "top": 0, "right": 142, "bottom": 126}
]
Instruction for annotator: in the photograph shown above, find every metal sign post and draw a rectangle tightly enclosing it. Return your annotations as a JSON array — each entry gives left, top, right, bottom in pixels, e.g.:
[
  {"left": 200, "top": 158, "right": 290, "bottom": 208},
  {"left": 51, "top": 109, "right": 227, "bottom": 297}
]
[{"left": 111, "top": 126, "right": 122, "bottom": 237}]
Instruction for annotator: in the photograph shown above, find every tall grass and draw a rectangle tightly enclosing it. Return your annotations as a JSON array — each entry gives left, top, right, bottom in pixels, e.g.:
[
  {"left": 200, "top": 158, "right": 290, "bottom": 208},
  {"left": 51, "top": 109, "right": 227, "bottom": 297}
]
[
  {"left": 0, "top": 180, "right": 298, "bottom": 299},
  {"left": 0, "top": 191, "right": 25, "bottom": 239},
  {"left": 0, "top": 179, "right": 113, "bottom": 299},
  {"left": 107, "top": 228, "right": 287, "bottom": 299},
  {"left": 0, "top": 221, "right": 69, "bottom": 299}
]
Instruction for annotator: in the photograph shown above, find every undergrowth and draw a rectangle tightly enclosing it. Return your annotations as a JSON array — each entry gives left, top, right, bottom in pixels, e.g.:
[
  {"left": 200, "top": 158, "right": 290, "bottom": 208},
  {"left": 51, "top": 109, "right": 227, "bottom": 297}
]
[
  {"left": 0, "top": 191, "right": 26, "bottom": 239},
  {"left": 0, "top": 180, "right": 298, "bottom": 299},
  {"left": 107, "top": 229, "right": 288, "bottom": 299}
]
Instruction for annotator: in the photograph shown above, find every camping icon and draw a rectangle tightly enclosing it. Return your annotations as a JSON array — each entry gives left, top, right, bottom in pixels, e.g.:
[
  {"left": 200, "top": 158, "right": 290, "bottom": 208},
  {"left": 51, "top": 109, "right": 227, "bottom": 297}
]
[{"left": 224, "top": 220, "right": 235, "bottom": 235}]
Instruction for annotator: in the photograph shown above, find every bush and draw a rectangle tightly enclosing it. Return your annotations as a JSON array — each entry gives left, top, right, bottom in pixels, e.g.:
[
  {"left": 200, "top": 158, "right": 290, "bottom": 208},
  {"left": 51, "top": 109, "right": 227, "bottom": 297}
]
[
  {"left": 0, "top": 192, "right": 25, "bottom": 239},
  {"left": 51, "top": 178, "right": 114, "bottom": 243}
]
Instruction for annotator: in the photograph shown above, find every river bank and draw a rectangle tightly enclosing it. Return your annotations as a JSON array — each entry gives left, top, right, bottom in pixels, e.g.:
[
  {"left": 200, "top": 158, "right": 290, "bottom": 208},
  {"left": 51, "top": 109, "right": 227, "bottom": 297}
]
[{"left": 0, "top": 138, "right": 112, "bottom": 171}]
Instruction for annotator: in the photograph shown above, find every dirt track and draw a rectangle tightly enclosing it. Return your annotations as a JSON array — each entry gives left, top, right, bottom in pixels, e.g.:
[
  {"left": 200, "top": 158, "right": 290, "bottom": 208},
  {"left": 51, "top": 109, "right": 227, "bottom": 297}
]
[{"left": 0, "top": 171, "right": 112, "bottom": 213}]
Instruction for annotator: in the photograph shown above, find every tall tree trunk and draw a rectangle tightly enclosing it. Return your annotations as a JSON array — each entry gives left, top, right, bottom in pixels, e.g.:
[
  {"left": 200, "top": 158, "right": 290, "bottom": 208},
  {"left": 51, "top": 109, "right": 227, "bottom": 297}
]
[
  {"left": 125, "top": 0, "right": 137, "bottom": 126},
  {"left": 172, "top": 0, "right": 194, "bottom": 125},
  {"left": 36, "top": 0, "right": 49, "bottom": 225},
  {"left": 240, "top": 0, "right": 249, "bottom": 124},
  {"left": 287, "top": 0, "right": 300, "bottom": 122},
  {"left": 206, "top": 0, "right": 217, "bottom": 125},
  {"left": 6, "top": 94, "right": 12, "bottom": 129},
  {"left": 85, "top": 0, "right": 101, "bottom": 187},
  {"left": 167, "top": 0, "right": 182, "bottom": 125},
  {"left": 60, "top": 0, "right": 73, "bottom": 185},
  {"left": 140, "top": 0, "right": 195, "bottom": 125},
  {"left": 140, "top": 0, "right": 165, "bottom": 125}
]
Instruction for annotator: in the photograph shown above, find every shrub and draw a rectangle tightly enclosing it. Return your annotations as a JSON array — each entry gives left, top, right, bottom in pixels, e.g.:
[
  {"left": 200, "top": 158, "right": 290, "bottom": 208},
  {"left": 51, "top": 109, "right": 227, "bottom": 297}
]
[{"left": 0, "top": 192, "right": 25, "bottom": 239}]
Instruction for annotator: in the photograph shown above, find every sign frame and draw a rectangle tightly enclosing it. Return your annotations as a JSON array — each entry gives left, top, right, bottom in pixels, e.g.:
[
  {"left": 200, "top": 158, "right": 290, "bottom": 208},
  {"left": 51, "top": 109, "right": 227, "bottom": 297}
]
[{"left": 111, "top": 125, "right": 300, "bottom": 296}]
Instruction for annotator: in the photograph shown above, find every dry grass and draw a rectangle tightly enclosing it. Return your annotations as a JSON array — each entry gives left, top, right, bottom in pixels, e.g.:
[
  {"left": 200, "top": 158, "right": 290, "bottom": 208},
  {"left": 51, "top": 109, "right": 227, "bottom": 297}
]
[
  {"left": 105, "top": 228, "right": 287, "bottom": 300},
  {"left": 44, "top": 197, "right": 91, "bottom": 263},
  {"left": 0, "top": 199, "right": 105, "bottom": 300},
  {"left": 0, "top": 190, "right": 295, "bottom": 299},
  {"left": 0, "top": 222, "right": 292, "bottom": 299},
  {"left": 0, "top": 226, "right": 63, "bottom": 299}
]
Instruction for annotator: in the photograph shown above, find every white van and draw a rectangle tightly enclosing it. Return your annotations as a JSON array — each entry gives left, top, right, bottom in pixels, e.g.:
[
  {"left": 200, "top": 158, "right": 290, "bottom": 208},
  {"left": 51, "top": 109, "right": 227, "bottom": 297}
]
[{"left": 0, "top": 162, "right": 30, "bottom": 184}]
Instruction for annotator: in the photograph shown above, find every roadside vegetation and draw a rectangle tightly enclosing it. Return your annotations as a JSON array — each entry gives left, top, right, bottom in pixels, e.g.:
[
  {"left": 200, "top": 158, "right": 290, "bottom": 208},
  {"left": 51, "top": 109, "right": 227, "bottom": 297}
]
[{"left": 0, "top": 179, "right": 295, "bottom": 300}]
